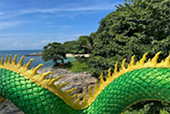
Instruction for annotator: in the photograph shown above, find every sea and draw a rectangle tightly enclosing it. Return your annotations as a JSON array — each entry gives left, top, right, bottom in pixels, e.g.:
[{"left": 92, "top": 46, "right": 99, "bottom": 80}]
[{"left": 0, "top": 50, "right": 76, "bottom": 69}]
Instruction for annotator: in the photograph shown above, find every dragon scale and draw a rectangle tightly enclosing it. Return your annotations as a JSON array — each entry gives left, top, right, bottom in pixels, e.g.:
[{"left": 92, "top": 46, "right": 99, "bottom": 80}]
[{"left": 0, "top": 52, "right": 170, "bottom": 114}]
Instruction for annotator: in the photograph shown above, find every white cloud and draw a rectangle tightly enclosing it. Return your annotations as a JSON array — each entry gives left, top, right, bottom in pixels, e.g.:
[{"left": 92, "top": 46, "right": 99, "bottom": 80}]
[
  {"left": 34, "top": 39, "right": 51, "bottom": 46},
  {"left": 0, "top": 5, "right": 115, "bottom": 20},
  {"left": 0, "top": 33, "right": 87, "bottom": 50},
  {"left": 0, "top": 21, "right": 19, "bottom": 30},
  {"left": 55, "top": 11, "right": 95, "bottom": 18},
  {"left": 0, "top": 2, "right": 116, "bottom": 20},
  {"left": 17, "top": 5, "right": 115, "bottom": 15}
]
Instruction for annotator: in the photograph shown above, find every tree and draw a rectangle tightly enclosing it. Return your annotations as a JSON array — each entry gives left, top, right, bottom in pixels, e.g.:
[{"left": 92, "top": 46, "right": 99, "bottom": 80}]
[
  {"left": 42, "top": 42, "right": 66, "bottom": 67},
  {"left": 87, "top": 0, "right": 170, "bottom": 77},
  {"left": 77, "top": 35, "right": 94, "bottom": 54},
  {"left": 85, "top": 0, "right": 170, "bottom": 113},
  {"left": 63, "top": 40, "right": 86, "bottom": 54}
]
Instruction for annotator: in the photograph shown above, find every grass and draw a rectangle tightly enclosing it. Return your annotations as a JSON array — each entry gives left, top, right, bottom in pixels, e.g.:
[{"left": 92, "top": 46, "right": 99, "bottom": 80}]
[{"left": 65, "top": 57, "right": 89, "bottom": 73}]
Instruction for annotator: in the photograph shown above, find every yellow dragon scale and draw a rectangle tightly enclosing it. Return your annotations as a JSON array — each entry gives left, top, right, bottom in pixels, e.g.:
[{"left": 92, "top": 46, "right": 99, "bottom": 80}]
[{"left": 0, "top": 52, "right": 170, "bottom": 114}]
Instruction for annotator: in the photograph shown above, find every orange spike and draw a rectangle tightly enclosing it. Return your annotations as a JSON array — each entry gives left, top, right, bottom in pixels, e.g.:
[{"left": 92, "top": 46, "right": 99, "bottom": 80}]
[
  {"left": 70, "top": 93, "right": 79, "bottom": 100},
  {"left": 151, "top": 51, "right": 161, "bottom": 63},
  {"left": 165, "top": 54, "right": 170, "bottom": 66},
  {"left": 130, "top": 55, "right": 135, "bottom": 66},
  {"left": 139, "top": 53, "right": 147, "bottom": 64},
  {"left": 94, "top": 79, "right": 99, "bottom": 91},
  {"left": 121, "top": 58, "right": 126, "bottom": 70},
  {"left": 114, "top": 62, "right": 118, "bottom": 75},
  {"left": 1, "top": 56, "right": 4, "bottom": 65},
  {"left": 82, "top": 91, "right": 87, "bottom": 103},
  {"left": 5, "top": 55, "right": 8, "bottom": 64},
  {"left": 66, "top": 88, "right": 76, "bottom": 95},
  {"left": 88, "top": 85, "right": 93, "bottom": 97},
  {"left": 26, "top": 59, "right": 34, "bottom": 69},
  {"left": 107, "top": 68, "right": 112, "bottom": 78},
  {"left": 17, "top": 56, "right": 25, "bottom": 66},
  {"left": 147, "top": 58, "right": 151, "bottom": 62},
  {"left": 50, "top": 77, "right": 62, "bottom": 84},
  {"left": 12, "top": 55, "right": 18, "bottom": 65},
  {"left": 74, "top": 94, "right": 82, "bottom": 104},
  {"left": 59, "top": 82, "right": 70, "bottom": 89},
  {"left": 8, "top": 55, "right": 12, "bottom": 64},
  {"left": 41, "top": 71, "right": 54, "bottom": 80},
  {"left": 100, "top": 72, "right": 104, "bottom": 84},
  {"left": 33, "top": 64, "right": 44, "bottom": 74}
]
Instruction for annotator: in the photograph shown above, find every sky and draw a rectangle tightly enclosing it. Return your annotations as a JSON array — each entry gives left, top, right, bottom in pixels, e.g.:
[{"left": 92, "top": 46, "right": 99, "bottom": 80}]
[{"left": 0, "top": 0, "right": 125, "bottom": 50}]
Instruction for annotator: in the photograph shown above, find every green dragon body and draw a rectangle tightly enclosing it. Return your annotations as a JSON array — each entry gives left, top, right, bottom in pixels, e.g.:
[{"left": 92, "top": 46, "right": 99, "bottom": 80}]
[{"left": 0, "top": 52, "right": 170, "bottom": 114}]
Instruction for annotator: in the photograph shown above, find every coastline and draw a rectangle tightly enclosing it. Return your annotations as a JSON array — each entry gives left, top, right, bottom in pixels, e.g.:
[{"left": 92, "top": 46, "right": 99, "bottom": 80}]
[
  {"left": 25, "top": 52, "right": 90, "bottom": 58},
  {"left": 66, "top": 53, "right": 90, "bottom": 58},
  {"left": 25, "top": 52, "right": 43, "bottom": 56}
]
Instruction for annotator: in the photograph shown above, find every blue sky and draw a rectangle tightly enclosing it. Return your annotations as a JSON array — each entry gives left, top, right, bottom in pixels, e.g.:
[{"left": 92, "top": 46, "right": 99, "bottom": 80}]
[{"left": 0, "top": 0, "right": 124, "bottom": 50}]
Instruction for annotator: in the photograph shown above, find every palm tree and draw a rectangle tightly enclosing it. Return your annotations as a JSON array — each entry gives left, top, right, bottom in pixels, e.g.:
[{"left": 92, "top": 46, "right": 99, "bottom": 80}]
[{"left": 78, "top": 35, "right": 94, "bottom": 53}]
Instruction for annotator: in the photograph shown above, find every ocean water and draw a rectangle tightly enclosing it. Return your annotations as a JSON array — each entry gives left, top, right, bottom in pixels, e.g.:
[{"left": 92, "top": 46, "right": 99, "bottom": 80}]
[{"left": 0, "top": 50, "right": 76, "bottom": 69}]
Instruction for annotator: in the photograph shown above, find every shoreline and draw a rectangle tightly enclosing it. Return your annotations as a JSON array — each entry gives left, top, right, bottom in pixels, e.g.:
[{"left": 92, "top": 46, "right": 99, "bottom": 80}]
[
  {"left": 66, "top": 53, "right": 90, "bottom": 58},
  {"left": 25, "top": 52, "right": 90, "bottom": 58},
  {"left": 25, "top": 52, "right": 43, "bottom": 56}
]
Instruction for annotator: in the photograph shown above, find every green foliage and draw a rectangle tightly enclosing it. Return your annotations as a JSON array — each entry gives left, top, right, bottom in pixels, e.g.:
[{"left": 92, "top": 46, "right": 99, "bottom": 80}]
[
  {"left": 88, "top": 0, "right": 170, "bottom": 77},
  {"left": 77, "top": 34, "right": 95, "bottom": 53},
  {"left": 85, "top": 0, "right": 170, "bottom": 113},
  {"left": 63, "top": 40, "right": 86, "bottom": 54},
  {"left": 63, "top": 35, "right": 95, "bottom": 54},
  {"left": 66, "top": 57, "right": 89, "bottom": 72},
  {"left": 123, "top": 101, "right": 170, "bottom": 114},
  {"left": 42, "top": 42, "right": 66, "bottom": 67},
  {"left": 42, "top": 35, "right": 94, "bottom": 67}
]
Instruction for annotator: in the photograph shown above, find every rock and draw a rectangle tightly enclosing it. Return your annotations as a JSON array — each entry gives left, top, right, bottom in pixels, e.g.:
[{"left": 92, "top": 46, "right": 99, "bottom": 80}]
[
  {"left": 38, "top": 67, "right": 96, "bottom": 95},
  {"left": 25, "top": 52, "right": 43, "bottom": 56},
  {"left": 0, "top": 100, "right": 24, "bottom": 114}
]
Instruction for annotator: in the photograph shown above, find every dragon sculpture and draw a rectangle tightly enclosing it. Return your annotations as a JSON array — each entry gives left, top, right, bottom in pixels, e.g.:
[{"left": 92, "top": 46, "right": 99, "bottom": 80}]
[{"left": 0, "top": 52, "right": 170, "bottom": 114}]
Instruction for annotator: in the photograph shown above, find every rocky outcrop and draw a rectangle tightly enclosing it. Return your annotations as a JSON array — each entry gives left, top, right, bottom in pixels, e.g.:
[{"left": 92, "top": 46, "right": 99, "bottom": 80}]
[
  {"left": 37, "top": 67, "right": 96, "bottom": 94},
  {"left": 25, "top": 52, "right": 43, "bottom": 56}
]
